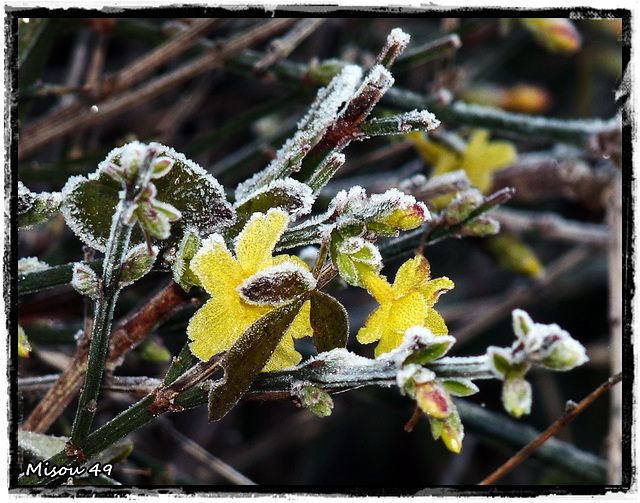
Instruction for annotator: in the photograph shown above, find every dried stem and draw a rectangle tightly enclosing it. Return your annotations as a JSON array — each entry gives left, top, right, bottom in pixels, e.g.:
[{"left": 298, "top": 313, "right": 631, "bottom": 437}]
[
  {"left": 478, "top": 372, "right": 622, "bottom": 485},
  {"left": 490, "top": 206, "right": 609, "bottom": 247},
  {"left": 452, "top": 245, "right": 594, "bottom": 346},
  {"left": 19, "top": 18, "right": 297, "bottom": 160},
  {"left": 253, "top": 18, "right": 326, "bottom": 74}
]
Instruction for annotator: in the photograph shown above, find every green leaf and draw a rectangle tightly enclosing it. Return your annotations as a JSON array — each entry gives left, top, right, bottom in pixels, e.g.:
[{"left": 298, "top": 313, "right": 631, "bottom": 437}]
[
  {"left": 18, "top": 430, "right": 67, "bottom": 460},
  {"left": 208, "top": 297, "right": 306, "bottom": 421},
  {"left": 61, "top": 145, "right": 235, "bottom": 252},
  {"left": 310, "top": 290, "right": 349, "bottom": 353},
  {"left": 171, "top": 229, "right": 201, "bottom": 291},
  {"left": 163, "top": 343, "right": 193, "bottom": 385},
  {"left": 442, "top": 379, "right": 479, "bottom": 397},
  {"left": 404, "top": 338, "right": 455, "bottom": 365},
  {"left": 17, "top": 183, "right": 62, "bottom": 229}
]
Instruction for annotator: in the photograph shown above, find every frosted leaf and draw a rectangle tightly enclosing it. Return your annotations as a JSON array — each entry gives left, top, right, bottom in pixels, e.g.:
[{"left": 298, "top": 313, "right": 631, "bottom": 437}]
[
  {"left": 442, "top": 379, "right": 480, "bottom": 397},
  {"left": 238, "top": 262, "right": 316, "bottom": 306},
  {"left": 171, "top": 228, "right": 201, "bottom": 291},
  {"left": 61, "top": 142, "right": 234, "bottom": 252},
  {"left": 18, "top": 257, "right": 50, "bottom": 274},
  {"left": 17, "top": 182, "right": 63, "bottom": 229},
  {"left": 379, "top": 325, "right": 455, "bottom": 367},
  {"left": 322, "top": 186, "right": 430, "bottom": 238},
  {"left": 18, "top": 430, "right": 69, "bottom": 460},
  {"left": 234, "top": 178, "right": 315, "bottom": 221},
  {"left": 235, "top": 64, "right": 363, "bottom": 203},
  {"left": 309, "top": 290, "right": 349, "bottom": 353},
  {"left": 17, "top": 181, "right": 35, "bottom": 214}
]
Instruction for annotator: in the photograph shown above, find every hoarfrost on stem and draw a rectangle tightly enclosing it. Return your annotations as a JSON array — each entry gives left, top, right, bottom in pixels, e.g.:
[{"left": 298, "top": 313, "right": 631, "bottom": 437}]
[{"left": 235, "top": 64, "right": 363, "bottom": 203}]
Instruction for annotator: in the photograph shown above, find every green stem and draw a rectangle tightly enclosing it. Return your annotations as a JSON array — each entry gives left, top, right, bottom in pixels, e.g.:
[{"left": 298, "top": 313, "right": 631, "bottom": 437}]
[
  {"left": 68, "top": 200, "right": 134, "bottom": 453},
  {"left": 19, "top": 350, "right": 495, "bottom": 485},
  {"left": 18, "top": 260, "right": 103, "bottom": 296},
  {"left": 69, "top": 148, "right": 159, "bottom": 454}
]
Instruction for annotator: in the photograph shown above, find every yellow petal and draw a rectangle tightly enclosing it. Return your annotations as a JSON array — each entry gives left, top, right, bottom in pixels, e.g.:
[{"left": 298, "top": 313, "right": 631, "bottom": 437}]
[
  {"left": 262, "top": 334, "right": 302, "bottom": 372},
  {"left": 361, "top": 271, "right": 394, "bottom": 303},
  {"left": 419, "top": 277, "right": 455, "bottom": 307},
  {"left": 187, "top": 295, "right": 268, "bottom": 361},
  {"left": 463, "top": 130, "right": 516, "bottom": 193},
  {"left": 374, "top": 292, "right": 429, "bottom": 357},
  {"left": 191, "top": 234, "right": 243, "bottom": 296},
  {"left": 285, "top": 300, "right": 313, "bottom": 339},
  {"left": 392, "top": 255, "right": 431, "bottom": 298},
  {"left": 357, "top": 304, "right": 391, "bottom": 344},
  {"left": 424, "top": 308, "right": 450, "bottom": 336},
  {"left": 235, "top": 209, "right": 288, "bottom": 277}
]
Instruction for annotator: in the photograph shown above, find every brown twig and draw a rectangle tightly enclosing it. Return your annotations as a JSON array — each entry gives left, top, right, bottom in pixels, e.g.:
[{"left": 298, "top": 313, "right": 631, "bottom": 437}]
[
  {"left": 490, "top": 206, "right": 609, "bottom": 247},
  {"left": 478, "top": 372, "right": 622, "bottom": 485},
  {"left": 253, "top": 18, "right": 327, "bottom": 75},
  {"left": 491, "top": 156, "right": 616, "bottom": 210},
  {"left": 19, "top": 18, "right": 297, "bottom": 160},
  {"left": 22, "top": 281, "right": 192, "bottom": 433}
]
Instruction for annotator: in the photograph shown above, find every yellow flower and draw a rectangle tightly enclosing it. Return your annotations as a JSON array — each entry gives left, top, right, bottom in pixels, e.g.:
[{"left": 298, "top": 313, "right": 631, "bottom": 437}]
[
  {"left": 187, "top": 209, "right": 314, "bottom": 371},
  {"left": 411, "top": 129, "right": 517, "bottom": 196},
  {"left": 357, "top": 255, "right": 454, "bottom": 357}
]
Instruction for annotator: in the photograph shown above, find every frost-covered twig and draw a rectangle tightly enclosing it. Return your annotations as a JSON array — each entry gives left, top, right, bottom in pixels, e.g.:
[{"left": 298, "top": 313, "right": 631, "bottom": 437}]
[{"left": 385, "top": 87, "right": 622, "bottom": 147}]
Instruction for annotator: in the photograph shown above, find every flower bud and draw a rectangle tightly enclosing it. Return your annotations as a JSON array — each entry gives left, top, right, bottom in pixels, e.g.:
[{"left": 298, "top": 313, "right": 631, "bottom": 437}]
[
  {"left": 539, "top": 333, "right": 589, "bottom": 371},
  {"left": 502, "top": 371, "right": 532, "bottom": 418},
  {"left": 415, "top": 380, "right": 454, "bottom": 419},
  {"left": 292, "top": 383, "right": 334, "bottom": 418},
  {"left": 71, "top": 262, "right": 101, "bottom": 299},
  {"left": 119, "top": 244, "right": 158, "bottom": 288},
  {"left": 18, "top": 326, "right": 32, "bottom": 358},
  {"left": 521, "top": 18, "right": 582, "bottom": 54}
]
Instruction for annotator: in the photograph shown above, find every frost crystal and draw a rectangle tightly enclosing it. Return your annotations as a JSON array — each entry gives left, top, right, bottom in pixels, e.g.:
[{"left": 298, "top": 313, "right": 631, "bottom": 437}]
[
  {"left": 235, "top": 64, "right": 363, "bottom": 203},
  {"left": 234, "top": 178, "right": 315, "bottom": 220},
  {"left": 388, "top": 27, "right": 411, "bottom": 52},
  {"left": 18, "top": 257, "right": 50, "bottom": 274},
  {"left": 396, "top": 363, "right": 436, "bottom": 391},
  {"left": 237, "top": 262, "right": 316, "bottom": 306}
]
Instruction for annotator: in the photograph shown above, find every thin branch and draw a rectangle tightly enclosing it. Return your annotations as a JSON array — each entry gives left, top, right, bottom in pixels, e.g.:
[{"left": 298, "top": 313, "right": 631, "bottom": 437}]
[
  {"left": 490, "top": 206, "right": 609, "bottom": 247},
  {"left": 155, "top": 417, "right": 256, "bottom": 485},
  {"left": 478, "top": 372, "right": 622, "bottom": 485},
  {"left": 253, "top": 18, "right": 327, "bottom": 74},
  {"left": 19, "top": 18, "right": 297, "bottom": 160},
  {"left": 22, "top": 281, "right": 192, "bottom": 433}
]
